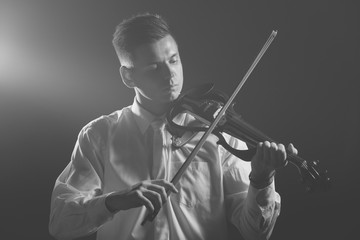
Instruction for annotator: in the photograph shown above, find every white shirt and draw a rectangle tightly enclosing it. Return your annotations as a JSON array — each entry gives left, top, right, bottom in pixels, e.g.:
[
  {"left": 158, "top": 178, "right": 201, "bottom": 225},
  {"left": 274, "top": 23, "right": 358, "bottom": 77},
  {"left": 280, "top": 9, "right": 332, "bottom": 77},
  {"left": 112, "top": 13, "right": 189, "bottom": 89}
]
[{"left": 49, "top": 99, "right": 281, "bottom": 240}]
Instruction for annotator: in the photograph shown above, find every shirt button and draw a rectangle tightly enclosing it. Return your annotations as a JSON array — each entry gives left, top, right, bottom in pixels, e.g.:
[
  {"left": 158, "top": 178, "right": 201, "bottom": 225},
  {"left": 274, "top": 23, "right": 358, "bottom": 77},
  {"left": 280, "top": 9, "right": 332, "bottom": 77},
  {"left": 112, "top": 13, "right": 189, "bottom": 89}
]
[{"left": 172, "top": 137, "right": 182, "bottom": 147}]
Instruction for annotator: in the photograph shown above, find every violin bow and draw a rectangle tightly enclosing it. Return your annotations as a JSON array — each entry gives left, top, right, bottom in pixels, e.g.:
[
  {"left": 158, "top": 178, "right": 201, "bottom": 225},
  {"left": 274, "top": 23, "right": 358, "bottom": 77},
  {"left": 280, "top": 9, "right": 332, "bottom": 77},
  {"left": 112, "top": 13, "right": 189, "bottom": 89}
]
[{"left": 141, "top": 30, "right": 278, "bottom": 225}]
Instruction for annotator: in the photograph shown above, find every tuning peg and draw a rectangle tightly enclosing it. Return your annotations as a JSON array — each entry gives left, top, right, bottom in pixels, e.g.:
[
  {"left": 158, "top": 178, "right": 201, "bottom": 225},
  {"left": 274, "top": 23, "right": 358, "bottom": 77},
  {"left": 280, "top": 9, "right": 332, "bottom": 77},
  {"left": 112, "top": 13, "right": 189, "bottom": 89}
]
[{"left": 311, "top": 160, "right": 320, "bottom": 166}]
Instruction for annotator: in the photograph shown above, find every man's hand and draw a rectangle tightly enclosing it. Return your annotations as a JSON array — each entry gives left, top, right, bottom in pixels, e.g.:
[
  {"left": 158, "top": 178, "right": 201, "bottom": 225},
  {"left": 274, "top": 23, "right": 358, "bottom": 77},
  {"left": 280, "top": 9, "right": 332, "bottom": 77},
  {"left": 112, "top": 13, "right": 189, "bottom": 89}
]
[
  {"left": 105, "top": 179, "right": 178, "bottom": 215},
  {"left": 250, "top": 141, "right": 298, "bottom": 187}
]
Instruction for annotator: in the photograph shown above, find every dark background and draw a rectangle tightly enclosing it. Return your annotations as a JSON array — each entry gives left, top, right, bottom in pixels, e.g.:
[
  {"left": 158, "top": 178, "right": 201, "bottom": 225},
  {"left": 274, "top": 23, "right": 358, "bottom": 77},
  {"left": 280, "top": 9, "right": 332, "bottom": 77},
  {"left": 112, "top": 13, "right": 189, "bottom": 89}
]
[{"left": 1, "top": 0, "right": 359, "bottom": 239}]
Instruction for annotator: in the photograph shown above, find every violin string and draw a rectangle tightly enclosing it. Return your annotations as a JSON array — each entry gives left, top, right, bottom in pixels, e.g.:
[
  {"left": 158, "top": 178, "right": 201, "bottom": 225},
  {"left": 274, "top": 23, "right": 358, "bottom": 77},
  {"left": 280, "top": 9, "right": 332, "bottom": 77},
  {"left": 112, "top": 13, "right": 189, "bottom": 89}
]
[
  {"left": 225, "top": 111, "right": 274, "bottom": 142},
  {"left": 224, "top": 111, "right": 308, "bottom": 167}
]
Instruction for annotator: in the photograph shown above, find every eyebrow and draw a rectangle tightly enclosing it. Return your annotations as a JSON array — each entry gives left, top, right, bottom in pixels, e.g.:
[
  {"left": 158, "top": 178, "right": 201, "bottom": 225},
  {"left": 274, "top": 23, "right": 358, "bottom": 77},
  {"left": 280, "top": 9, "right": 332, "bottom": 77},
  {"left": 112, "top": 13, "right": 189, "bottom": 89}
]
[
  {"left": 169, "top": 53, "right": 178, "bottom": 58},
  {"left": 145, "top": 53, "right": 178, "bottom": 65}
]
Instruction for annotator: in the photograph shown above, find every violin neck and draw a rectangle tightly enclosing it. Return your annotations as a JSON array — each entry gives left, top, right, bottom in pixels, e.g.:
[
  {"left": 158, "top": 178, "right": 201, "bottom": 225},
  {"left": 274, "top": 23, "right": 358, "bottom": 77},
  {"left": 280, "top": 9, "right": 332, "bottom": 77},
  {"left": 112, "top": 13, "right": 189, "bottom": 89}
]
[{"left": 222, "top": 113, "right": 307, "bottom": 167}]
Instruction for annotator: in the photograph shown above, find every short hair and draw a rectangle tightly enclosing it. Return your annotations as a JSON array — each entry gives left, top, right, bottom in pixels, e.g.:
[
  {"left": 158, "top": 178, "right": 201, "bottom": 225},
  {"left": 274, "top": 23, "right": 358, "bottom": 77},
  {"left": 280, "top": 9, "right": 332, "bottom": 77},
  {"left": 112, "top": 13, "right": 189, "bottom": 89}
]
[{"left": 112, "top": 13, "right": 174, "bottom": 67}]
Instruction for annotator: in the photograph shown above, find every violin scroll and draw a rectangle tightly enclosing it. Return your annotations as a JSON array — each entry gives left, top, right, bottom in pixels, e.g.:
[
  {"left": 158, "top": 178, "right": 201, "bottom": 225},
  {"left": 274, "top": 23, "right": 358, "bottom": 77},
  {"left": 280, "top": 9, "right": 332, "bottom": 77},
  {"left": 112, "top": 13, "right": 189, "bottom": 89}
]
[{"left": 295, "top": 158, "right": 331, "bottom": 192}]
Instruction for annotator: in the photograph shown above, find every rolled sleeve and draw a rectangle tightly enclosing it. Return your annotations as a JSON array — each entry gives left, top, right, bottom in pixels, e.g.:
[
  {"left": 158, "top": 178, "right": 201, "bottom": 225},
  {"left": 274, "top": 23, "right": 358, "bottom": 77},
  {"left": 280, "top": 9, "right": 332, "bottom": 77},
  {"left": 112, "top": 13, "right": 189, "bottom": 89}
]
[
  {"left": 222, "top": 136, "right": 281, "bottom": 240},
  {"left": 245, "top": 182, "right": 281, "bottom": 234}
]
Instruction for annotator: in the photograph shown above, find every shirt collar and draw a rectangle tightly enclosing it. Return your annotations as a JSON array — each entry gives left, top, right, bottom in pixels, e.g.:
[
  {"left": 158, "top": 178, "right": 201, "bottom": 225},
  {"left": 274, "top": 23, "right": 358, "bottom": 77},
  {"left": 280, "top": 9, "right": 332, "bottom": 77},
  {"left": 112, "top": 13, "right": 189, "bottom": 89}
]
[{"left": 131, "top": 98, "right": 166, "bottom": 135}]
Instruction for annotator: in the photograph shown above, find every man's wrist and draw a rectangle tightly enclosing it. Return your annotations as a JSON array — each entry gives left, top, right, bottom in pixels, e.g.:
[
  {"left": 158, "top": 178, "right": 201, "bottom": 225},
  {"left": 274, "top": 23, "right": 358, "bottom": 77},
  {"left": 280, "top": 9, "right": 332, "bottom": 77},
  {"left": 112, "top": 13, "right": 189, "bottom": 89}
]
[
  {"left": 249, "top": 171, "right": 275, "bottom": 189},
  {"left": 105, "top": 194, "right": 118, "bottom": 213}
]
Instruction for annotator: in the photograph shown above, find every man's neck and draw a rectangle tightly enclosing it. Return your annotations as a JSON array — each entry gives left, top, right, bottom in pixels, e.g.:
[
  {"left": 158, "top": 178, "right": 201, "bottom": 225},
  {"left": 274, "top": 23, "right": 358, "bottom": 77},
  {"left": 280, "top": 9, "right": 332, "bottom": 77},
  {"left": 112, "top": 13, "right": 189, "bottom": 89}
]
[{"left": 135, "top": 94, "right": 170, "bottom": 117}]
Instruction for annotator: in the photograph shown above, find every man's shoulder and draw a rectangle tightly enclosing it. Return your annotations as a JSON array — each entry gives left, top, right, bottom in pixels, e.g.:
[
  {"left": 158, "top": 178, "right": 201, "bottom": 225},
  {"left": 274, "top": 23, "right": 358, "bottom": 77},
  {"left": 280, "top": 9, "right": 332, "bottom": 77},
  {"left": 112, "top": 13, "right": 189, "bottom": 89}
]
[{"left": 81, "top": 106, "right": 132, "bottom": 135}]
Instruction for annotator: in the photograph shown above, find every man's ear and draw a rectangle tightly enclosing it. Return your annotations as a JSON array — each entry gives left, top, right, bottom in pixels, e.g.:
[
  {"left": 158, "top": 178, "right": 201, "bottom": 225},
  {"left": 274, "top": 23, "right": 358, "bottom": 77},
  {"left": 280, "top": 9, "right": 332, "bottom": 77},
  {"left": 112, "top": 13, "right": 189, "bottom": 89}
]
[{"left": 120, "top": 66, "right": 136, "bottom": 88}]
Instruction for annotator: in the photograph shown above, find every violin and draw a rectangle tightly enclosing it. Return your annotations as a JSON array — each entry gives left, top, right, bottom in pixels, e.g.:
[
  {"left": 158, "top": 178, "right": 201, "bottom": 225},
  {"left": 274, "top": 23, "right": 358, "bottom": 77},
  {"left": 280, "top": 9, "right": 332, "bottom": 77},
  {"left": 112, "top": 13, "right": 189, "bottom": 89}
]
[
  {"left": 142, "top": 30, "right": 331, "bottom": 225},
  {"left": 166, "top": 83, "right": 331, "bottom": 193}
]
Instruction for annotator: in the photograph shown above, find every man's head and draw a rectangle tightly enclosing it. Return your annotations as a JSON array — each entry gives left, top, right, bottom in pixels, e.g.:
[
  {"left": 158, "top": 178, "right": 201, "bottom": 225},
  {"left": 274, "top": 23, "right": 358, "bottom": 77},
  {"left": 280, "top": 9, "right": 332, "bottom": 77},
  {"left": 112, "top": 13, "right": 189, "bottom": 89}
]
[
  {"left": 112, "top": 13, "right": 183, "bottom": 111},
  {"left": 113, "top": 13, "right": 173, "bottom": 67}
]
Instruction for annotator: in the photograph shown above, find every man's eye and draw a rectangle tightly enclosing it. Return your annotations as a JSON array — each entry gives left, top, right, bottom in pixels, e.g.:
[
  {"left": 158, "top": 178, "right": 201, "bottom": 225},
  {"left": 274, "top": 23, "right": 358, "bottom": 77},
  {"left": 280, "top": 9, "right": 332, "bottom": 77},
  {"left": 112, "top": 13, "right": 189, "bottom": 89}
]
[{"left": 169, "top": 57, "right": 178, "bottom": 64}]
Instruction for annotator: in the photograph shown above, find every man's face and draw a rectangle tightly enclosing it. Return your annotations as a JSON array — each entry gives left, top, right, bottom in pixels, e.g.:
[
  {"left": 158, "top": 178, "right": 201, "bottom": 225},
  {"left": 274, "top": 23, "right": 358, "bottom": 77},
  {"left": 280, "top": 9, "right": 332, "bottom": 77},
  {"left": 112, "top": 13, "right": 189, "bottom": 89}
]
[{"left": 130, "top": 35, "right": 183, "bottom": 104}]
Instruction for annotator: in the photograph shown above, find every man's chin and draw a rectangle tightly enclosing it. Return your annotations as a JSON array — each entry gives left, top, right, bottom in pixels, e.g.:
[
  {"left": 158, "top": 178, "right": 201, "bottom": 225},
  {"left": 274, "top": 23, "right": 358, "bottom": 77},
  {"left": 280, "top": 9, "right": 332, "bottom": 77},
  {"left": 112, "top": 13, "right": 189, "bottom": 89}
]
[{"left": 162, "top": 91, "right": 180, "bottom": 102}]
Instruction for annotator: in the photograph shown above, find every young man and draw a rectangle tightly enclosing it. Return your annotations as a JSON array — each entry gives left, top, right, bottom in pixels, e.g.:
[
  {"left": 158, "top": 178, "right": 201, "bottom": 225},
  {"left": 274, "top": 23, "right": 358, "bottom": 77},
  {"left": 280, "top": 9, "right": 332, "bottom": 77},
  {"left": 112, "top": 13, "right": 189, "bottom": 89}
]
[{"left": 49, "top": 13, "right": 297, "bottom": 240}]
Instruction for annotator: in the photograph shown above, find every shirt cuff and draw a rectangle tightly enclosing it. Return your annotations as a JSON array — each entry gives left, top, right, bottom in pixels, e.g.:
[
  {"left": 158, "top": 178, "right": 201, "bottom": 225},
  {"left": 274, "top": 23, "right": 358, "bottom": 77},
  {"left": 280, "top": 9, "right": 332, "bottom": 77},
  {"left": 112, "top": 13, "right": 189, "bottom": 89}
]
[
  {"left": 246, "top": 181, "right": 281, "bottom": 230},
  {"left": 87, "top": 193, "right": 116, "bottom": 227}
]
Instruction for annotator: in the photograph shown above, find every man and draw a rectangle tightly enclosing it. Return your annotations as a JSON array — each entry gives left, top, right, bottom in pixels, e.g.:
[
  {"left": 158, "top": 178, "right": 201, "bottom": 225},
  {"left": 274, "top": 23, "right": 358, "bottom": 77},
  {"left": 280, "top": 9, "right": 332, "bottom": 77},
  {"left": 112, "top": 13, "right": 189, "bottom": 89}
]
[{"left": 49, "top": 13, "right": 297, "bottom": 240}]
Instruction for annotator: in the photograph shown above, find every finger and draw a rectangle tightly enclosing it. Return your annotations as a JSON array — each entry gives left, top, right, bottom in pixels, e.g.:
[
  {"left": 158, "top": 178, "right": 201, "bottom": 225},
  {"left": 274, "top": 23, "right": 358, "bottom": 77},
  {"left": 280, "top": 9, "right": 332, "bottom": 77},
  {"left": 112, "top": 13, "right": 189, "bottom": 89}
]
[
  {"left": 147, "top": 184, "right": 168, "bottom": 204},
  {"left": 136, "top": 190, "right": 154, "bottom": 214},
  {"left": 144, "top": 193, "right": 161, "bottom": 215},
  {"left": 143, "top": 187, "right": 163, "bottom": 205},
  {"left": 288, "top": 143, "right": 298, "bottom": 155},
  {"left": 255, "top": 142, "right": 264, "bottom": 160},
  {"left": 262, "top": 141, "right": 271, "bottom": 160},
  {"left": 154, "top": 179, "right": 179, "bottom": 194},
  {"left": 270, "top": 142, "right": 278, "bottom": 164},
  {"left": 277, "top": 143, "right": 288, "bottom": 167}
]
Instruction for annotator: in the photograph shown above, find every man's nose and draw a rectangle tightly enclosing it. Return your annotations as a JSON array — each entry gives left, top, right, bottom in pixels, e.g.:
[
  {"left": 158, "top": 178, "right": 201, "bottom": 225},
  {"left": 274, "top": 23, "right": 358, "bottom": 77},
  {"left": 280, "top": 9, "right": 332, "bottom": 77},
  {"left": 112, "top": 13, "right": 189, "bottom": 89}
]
[{"left": 161, "top": 63, "right": 174, "bottom": 80}]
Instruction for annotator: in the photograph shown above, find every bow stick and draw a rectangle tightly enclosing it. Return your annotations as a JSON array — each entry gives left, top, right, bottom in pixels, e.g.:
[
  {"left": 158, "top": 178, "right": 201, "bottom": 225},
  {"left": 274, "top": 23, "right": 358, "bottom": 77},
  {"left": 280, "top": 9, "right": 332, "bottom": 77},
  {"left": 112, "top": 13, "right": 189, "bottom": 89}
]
[{"left": 141, "top": 30, "right": 278, "bottom": 225}]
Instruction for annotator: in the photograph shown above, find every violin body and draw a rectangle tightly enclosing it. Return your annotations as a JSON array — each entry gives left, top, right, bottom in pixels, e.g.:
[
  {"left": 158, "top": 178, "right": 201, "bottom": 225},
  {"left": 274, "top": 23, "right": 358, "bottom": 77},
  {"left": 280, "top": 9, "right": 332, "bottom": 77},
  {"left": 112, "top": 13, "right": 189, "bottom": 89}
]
[
  {"left": 143, "top": 31, "right": 331, "bottom": 225},
  {"left": 166, "top": 83, "right": 331, "bottom": 193}
]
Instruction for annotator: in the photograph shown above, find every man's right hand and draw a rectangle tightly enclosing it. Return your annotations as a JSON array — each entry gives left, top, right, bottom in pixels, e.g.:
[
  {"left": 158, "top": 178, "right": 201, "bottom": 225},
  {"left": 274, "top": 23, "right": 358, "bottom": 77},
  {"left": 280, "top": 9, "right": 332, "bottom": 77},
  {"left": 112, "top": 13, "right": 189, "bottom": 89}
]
[{"left": 105, "top": 179, "right": 178, "bottom": 215}]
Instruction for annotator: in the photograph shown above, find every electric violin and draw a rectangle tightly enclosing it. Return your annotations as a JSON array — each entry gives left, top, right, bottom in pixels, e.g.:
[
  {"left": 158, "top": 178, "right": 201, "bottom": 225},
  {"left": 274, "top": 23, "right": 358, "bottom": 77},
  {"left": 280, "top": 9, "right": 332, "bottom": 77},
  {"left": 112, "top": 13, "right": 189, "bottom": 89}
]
[
  {"left": 166, "top": 83, "right": 331, "bottom": 192},
  {"left": 142, "top": 30, "right": 331, "bottom": 225}
]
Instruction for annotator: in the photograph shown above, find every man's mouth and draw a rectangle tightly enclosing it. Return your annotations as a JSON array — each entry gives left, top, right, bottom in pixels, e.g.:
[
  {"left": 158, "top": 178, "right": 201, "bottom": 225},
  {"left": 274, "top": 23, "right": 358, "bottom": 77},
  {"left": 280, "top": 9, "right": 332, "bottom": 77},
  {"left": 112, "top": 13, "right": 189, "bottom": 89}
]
[{"left": 162, "top": 85, "right": 178, "bottom": 91}]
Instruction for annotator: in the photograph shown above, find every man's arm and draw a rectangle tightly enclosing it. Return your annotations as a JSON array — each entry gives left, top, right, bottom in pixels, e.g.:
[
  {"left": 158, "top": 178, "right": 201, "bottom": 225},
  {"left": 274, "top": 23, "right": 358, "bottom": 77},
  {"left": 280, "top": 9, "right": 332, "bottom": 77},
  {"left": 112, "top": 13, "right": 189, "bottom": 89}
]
[
  {"left": 49, "top": 126, "right": 114, "bottom": 240},
  {"left": 223, "top": 137, "right": 297, "bottom": 240},
  {"left": 49, "top": 120, "right": 178, "bottom": 240}
]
